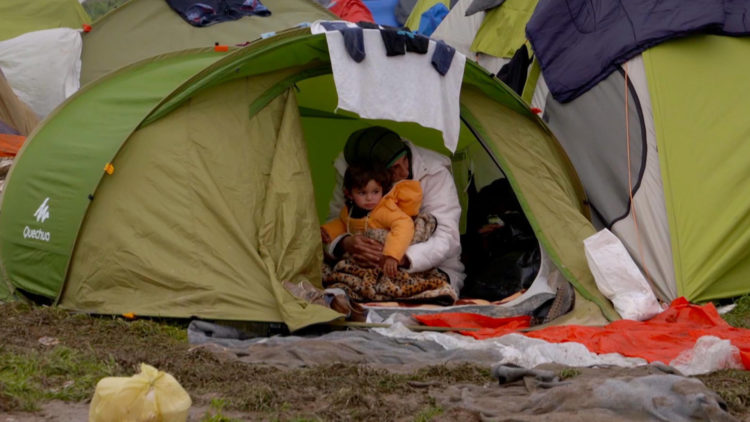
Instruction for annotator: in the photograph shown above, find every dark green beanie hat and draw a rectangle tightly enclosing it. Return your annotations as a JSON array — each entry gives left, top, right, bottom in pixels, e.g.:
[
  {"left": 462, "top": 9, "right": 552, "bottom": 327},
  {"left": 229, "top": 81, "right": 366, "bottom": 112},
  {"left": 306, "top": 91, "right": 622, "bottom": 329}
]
[{"left": 344, "top": 126, "right": 408, "bottom": 168}]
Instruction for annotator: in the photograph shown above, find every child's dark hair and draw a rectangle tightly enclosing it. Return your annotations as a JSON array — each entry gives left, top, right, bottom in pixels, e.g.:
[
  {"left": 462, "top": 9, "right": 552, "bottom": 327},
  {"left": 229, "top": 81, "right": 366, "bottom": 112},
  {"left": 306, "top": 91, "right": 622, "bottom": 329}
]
[{"left": 344, "top": 162, "right": 392, "bottom": 193}]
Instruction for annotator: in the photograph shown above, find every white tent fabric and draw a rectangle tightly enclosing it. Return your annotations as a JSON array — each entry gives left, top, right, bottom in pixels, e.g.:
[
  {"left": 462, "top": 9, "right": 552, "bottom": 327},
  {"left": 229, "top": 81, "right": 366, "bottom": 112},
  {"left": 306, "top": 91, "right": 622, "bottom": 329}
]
[
  {"left": 532, "top": 56, "right": 676, "bottom": 302},
  {"left": 0, "top": 28, "right": 82, "bottom": 117},
  {"left": 608, "top": 56, "right": 676, "bottom": 301}
]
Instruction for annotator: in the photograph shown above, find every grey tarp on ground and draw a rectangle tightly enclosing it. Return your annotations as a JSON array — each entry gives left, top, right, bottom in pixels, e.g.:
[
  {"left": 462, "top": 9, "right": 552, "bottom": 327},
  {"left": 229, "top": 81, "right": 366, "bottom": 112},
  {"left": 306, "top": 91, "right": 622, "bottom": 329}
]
[
  {"left": 188, "top": 322, "right": 504, "bottom": 369},
  {"left": 188, "top": 323, "right": 736, "bottom": 421},
  {"left": 527, "top": 0, "right": 750, "bottom": 102},
  {"left": 437, "top": 364, "right": 736, "bottom": 422}
]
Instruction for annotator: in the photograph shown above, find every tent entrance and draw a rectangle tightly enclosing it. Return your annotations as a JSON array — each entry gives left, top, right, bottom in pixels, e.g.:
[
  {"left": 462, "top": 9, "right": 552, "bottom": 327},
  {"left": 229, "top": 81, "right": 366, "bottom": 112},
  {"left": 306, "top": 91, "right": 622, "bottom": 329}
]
[{"left": 295, "top": 74, "right": 546, "bottom": 305}]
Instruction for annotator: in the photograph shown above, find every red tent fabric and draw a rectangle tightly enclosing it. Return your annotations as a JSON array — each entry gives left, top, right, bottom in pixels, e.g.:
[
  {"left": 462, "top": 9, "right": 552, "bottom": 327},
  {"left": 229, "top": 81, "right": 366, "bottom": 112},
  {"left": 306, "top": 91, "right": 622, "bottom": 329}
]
[
  {"left": 416, "top": 298, "right": 750, "bottom": 369},
  {"left": 416, "top": 313, "right": 531, "bottom": 338},
  {"left": 329, "top": 0, "right": 374, "bottom": 23}
]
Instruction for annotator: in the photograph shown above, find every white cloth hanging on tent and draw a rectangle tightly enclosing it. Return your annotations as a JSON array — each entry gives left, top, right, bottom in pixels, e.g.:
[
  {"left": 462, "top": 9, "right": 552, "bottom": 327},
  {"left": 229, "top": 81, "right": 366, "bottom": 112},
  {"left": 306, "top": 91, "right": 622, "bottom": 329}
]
[
  {"left": 311, "top": 20, "right": 465, "bottom": 153},
  {"left": 0, "top": 28, "right": 82, "bottom": 118}
]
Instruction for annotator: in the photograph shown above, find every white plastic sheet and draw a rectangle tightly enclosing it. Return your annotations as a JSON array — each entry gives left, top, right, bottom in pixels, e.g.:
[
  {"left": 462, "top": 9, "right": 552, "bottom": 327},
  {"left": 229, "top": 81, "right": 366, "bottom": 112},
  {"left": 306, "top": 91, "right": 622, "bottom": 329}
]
[
  {"left": 0, "top": 28, "right": 82, "bottom": 117},
  {"left": 670, "top": 336, "right": 744, "bottom": 375},
  {"left": 584, "top": 228, "right": 662, "bottom": 320}
]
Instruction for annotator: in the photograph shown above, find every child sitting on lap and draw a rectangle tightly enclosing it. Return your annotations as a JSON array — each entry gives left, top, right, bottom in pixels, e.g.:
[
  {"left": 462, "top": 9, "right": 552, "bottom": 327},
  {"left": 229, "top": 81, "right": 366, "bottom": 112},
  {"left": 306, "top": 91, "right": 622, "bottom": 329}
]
[{"left": 321, "top": 162, "right": 422, "bottom": 277}]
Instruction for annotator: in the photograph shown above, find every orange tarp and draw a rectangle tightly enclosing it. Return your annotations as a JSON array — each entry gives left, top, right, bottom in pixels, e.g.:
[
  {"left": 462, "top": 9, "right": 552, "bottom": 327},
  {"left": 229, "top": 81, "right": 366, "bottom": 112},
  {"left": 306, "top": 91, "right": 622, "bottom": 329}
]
[
  {"left": 0, "top": 133, "right": 25, "bottom": 157},
  {"left": 416, "top": 298, "right": 750, "bottom": 369}
]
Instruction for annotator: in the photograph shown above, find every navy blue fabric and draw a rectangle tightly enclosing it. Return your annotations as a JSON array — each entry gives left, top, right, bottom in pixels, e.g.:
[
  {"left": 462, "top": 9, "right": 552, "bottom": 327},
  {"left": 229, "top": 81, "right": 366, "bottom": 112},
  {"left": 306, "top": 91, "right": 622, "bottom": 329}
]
[
  {"left": 380, "top": 28, "right": 407, "bottom": 56},
  {"left": 322, "top": 22, "right": 366, "bottom": 62},
  {"left": 357, "top": 21, "right": 381, "bottom": 29},
  {"left": 497, "top": 44, "right": 531, "bottom": 95},
  {"left": 167, "top": 0, "right": 270, "bottom": 27},
  {"left": 527, "top": 0, "right": 750, "bottom": 103},
  {"left": 431, "top": 40, "right": 455, "bottom": 75},
  {"left": 404, "top": 31, "right": 429, "bottom": 53}
]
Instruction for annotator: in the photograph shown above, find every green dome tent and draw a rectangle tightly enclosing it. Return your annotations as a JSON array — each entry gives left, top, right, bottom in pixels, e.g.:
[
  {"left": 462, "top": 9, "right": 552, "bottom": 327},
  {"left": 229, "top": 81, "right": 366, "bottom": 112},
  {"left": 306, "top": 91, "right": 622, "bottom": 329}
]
[
  {"left": 0, "top": 27, "right": 617, "bottom": 330},
  {"left": 0, "top": 0, "right": 90, "bottom": 42}
]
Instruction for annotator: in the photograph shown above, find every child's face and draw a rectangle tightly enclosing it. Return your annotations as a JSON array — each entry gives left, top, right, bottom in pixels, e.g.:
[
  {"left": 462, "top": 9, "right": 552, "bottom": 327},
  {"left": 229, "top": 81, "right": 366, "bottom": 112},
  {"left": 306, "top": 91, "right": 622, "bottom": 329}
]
[{"left": 348, "top": 179, "right": 383, "bottom": 211}]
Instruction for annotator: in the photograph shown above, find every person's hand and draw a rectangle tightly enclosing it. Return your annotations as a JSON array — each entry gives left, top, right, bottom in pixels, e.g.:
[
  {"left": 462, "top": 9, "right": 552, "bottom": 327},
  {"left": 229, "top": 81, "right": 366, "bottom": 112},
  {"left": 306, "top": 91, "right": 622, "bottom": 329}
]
[
  {"left": 382, "top": 256, "right": 399, "bottom": 278},
  {"left": 341, "top": 234, "right": 383, "bottom": 267},
  {"left": 320, "top": 227, "right": 331, "bottom": 244}
]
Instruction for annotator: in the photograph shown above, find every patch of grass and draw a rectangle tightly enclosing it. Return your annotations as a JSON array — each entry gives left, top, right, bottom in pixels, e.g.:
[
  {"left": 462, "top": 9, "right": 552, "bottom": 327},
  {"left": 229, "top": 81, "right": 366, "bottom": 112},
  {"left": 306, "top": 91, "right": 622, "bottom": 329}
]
[
  {"left": 720, "top": 295, "right": 750, "bottom": 329},
  {"left": 127, "top": 319, "right": 188, "bottom": 342},
  {"left": 559, "top": 368, "right": 581, "bottom": 380},
  {"left": 409, "top": 363, "right": 491, "bottom": 384},
  {"left": 697, "top": 369, "right": 750, "bottom": 418},
  {"left": 414, "top": 397, "right": 444, "bottom": 422},
  {"left": 200, "top": 398, "right": 243, "bottom": 422},
  {"left": 0, "top": 345, "right": 118, "bottom": 411}
]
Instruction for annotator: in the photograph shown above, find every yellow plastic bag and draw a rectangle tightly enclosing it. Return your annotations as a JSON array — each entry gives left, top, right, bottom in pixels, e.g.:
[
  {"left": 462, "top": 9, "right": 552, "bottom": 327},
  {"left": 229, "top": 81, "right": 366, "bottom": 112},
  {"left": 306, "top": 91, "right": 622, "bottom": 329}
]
[{"left": 89, "top": 363, "right": 192, "bottom": 422}]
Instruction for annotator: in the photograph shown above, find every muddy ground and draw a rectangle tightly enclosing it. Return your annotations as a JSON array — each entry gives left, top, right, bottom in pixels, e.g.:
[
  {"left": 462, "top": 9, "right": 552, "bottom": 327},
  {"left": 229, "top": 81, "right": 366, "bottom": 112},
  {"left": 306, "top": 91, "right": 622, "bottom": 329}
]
[{"left": 0, "top": 302, "right": 748, "bottom": 421}]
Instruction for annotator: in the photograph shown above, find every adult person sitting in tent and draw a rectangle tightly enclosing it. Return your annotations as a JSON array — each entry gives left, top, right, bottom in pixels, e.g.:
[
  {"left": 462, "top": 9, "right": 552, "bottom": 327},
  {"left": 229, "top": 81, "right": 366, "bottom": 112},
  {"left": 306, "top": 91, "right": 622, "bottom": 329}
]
[{"left": 324, "top": 126, "right": 465, "bottom": 301}]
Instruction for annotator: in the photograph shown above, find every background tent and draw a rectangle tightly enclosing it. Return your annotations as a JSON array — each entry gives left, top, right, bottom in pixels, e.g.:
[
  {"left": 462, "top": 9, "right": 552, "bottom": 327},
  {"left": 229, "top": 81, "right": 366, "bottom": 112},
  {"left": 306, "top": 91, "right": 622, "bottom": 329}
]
[
  {"left": 80, "top": 0, "right": 335, "bottom": 85},
  {"left": 0, "top": 27, "right": 617, "bottom": 328},
  {"left": 0, "top": 0, "right": 90, "bottom": 42},
  {"left": 431, "top": 0, "right": 750, "bottom": 304},
  {"left": 0, "top": 0, "right": 91, "bottom": 118}
]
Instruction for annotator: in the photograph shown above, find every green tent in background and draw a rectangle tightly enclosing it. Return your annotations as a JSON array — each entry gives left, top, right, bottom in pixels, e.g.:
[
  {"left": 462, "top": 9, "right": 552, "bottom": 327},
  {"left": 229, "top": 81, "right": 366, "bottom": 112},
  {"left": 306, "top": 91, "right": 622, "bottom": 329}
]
[
  {"left": 0, "top": 27, "right": 617, "bottom": 330},
  {"left": 80, "top": 0, "right": 334, "bottom": 85},
  {"left": 0, "top": 0, "right": 91, "bottom": 42}
]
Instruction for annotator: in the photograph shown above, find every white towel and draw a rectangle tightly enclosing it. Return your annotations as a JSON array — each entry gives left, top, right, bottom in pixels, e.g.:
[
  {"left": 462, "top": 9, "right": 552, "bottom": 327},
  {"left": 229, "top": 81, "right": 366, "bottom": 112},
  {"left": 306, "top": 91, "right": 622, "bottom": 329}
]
[{"left": 311, "top": 21, "right": 465, "bottom": 153}]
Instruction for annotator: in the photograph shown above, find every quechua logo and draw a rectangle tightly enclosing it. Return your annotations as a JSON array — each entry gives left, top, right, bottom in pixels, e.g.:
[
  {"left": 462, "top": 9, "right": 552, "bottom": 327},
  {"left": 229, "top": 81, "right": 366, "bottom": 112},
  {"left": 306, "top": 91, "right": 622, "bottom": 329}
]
[{"left": 24, "top": 197, "right": 51, "bottom": 242}]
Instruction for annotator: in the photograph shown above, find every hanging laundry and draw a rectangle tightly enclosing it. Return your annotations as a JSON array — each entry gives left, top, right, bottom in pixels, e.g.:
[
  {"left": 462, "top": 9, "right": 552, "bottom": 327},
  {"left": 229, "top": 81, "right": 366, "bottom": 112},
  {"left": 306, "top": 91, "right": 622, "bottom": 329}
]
[
  {"left": 380, "top": 27, "right": 407, "bottom": 55},
  {"left": 496, "top": 44, "right": 531, "bottom": 95},
  {"left": 167, "top": 0, "right": 271, "bottom": 28},
  {"left": 404, "top": 31, "right": 429, "bottom": 53},
  {"left": 431, "top": 40, "right": 455, "bottom": 75},
  {"left": 321, "top": 22, "right": 366, "bottom": 62},
  {"left": 311, "top": 20, "right": 465, "bottom": 152},
  {"left": 416, "top": 3, "right": 449, "bottom": 36}
]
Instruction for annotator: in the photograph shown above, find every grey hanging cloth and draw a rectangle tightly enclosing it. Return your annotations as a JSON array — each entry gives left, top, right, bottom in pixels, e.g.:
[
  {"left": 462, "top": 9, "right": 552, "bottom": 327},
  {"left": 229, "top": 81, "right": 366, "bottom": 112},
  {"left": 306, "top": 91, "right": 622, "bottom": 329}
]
[{"left": 465, "top": 0, "right": 505, "bottom": 16}]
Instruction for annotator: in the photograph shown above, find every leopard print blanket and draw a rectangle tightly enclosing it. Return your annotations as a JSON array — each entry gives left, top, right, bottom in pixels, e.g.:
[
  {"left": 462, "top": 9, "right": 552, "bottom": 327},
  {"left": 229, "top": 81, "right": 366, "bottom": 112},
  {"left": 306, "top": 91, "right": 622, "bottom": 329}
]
[{"left": 322, "top": 214, "right": 458, "bottom": 304}]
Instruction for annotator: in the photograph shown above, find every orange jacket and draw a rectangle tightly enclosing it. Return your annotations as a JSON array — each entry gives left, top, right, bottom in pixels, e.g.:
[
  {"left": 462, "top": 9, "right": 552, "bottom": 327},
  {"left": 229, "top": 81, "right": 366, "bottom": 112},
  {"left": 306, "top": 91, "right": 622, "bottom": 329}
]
[{"left": 322, "top": 180, "right": 422, "bottom": 261}]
